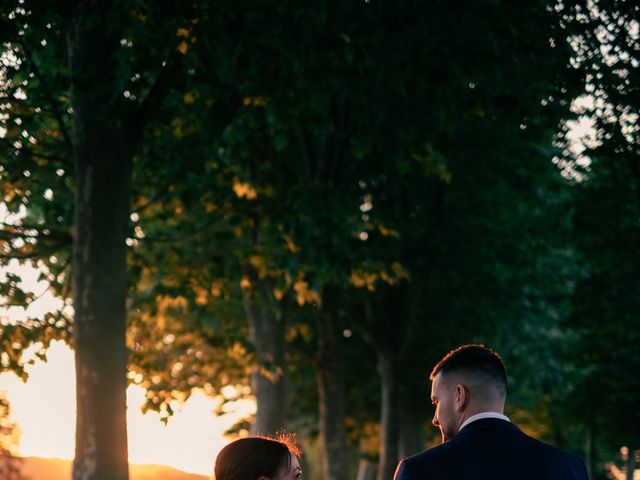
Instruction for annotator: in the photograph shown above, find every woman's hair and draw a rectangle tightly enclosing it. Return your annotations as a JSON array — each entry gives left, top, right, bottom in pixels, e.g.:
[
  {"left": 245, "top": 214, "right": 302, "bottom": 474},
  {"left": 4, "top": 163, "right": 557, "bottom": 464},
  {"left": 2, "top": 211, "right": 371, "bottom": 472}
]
[{"left": 214, "top": 434, "right": 300, "bottom": 480}]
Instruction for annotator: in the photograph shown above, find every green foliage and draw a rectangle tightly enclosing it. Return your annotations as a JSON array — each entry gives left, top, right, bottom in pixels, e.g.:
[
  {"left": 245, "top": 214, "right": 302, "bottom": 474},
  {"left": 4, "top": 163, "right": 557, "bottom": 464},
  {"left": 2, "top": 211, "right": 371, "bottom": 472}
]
[
  {"left": 555, "top": 0, "right": 640, "bottom": 454},
  {"left": 0, "top": 0, "right": 638, "bottom": 475}
]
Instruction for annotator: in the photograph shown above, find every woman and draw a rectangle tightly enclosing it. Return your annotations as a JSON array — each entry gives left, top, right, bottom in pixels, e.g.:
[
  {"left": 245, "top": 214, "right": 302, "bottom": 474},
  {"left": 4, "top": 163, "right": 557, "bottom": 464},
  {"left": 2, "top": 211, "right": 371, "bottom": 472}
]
[{"left": 214, "top": 434, "right": 302, "bottom": 480}]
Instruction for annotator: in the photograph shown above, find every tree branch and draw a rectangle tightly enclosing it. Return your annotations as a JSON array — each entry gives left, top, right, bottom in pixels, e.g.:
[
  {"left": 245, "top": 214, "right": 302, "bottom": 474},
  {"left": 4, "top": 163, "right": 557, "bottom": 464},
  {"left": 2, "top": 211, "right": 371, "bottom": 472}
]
[
  {"left": 131, "top": 189, "right": 172, "bottom": 214},
  {"left": 0, "top": 222, "right": 72, "bottom": 242},
  {"left": 0, "top": 250, "right": 42, "bottom": 260},
  {"left": 0, "top": 238, "right": 70, "bottom": 260},
  {"left": 127, "top": 49, "right": 184, "bottom": 145},
  {"left": 0, "top": 138, "right": 71, "bottom": 167},
  {"left": 351, "top": 292, "right": 380, "bottom": 349},
  {"left": 19, "top": 146, "right": 72, "bottom": 167}
]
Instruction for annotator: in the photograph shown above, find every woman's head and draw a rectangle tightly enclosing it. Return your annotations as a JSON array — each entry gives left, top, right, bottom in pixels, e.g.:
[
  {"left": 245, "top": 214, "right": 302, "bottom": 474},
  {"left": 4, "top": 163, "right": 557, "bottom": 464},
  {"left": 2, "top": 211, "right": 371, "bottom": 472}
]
[{"left": 214, "top": 435, "right": 301, "bottom": 480}]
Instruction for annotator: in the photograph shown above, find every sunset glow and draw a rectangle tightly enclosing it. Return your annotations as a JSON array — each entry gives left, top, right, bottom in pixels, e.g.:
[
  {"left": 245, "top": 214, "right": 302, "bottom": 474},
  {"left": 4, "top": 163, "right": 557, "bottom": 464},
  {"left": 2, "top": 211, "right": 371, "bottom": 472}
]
[
  {"left": 0, "top": 340, "right": 255, "bottom": 476},
  {"left": 0, "top": 257, "right": 256, "bottom": 477}
]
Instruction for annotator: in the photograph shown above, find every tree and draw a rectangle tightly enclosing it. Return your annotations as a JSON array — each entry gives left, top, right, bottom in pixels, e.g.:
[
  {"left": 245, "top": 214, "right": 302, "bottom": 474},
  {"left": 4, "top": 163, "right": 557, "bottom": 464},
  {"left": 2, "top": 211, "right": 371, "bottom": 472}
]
[
  {"left": 555, "top": 1, "right": 640, "bottom": 477},
  {"left": 339, "top": 0, "right": 577, "bottom": 477},
  {"left": 4, "top": 2, "right": 633, "bottom": 480},
  {"left": 0, "top": 393, "right": 21, "bottom": 480},
  {"left": 181, "top": 3, "right": 584, "bottom": 479},
  {"left": 1, "top": 1, "right": 195, "bottom": 478}
]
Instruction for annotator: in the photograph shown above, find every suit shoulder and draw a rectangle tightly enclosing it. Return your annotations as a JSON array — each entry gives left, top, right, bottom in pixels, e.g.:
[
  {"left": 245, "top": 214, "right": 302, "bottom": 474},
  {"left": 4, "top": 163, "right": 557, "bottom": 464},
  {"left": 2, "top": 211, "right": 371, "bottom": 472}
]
[
  {"left": 521, "top": 432, "right": 582, "bottom": 458},
  {"left": 403, "top": 441, "right": 453, "bottom": 466},
  {"left": 395, "top": 444, "right": 447, "bottom": 480},
  {"left": 518, "top": 432, "right": 589, "bottom": 472}
]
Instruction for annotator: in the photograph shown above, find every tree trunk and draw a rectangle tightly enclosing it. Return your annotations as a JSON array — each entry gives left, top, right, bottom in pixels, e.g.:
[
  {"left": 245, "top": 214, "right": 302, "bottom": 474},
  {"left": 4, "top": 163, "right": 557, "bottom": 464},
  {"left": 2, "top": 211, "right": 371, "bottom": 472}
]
[
  {"left": 586, "top": 423, "right": 597, "bottom": 480},
  {"left": 69, "top": 5, "right": 131, "bottom": 480},
  {"left": 244, "top": 286, "right": 287, "bottom": 435},
  {"left": 316, "top": 287, "right": 349, "bottom": 480},
  {"left": 72, "top": 140, "right": 131, "bottom": 480},
  {"left": 356, "top": 459, "right": 376, "bottom": 480},
  {"left": 377, "top": 351, "right": 399, "bottom": 480},
  {"left": 397, "top": 384, "right": 424, "bottom": 460},
  {"left": 626, "top": 447, "right": 636, "bottom": 480},
  {"left": 358, "top": 294, "right": 401, "bottom": 480}
]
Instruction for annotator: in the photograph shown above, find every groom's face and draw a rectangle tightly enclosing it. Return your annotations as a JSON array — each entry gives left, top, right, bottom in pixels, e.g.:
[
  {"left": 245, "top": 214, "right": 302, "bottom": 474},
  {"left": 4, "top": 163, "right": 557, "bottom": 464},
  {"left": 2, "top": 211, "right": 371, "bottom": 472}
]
[{"left": 430, "top": 372, "right": 458, "bottom": 442}]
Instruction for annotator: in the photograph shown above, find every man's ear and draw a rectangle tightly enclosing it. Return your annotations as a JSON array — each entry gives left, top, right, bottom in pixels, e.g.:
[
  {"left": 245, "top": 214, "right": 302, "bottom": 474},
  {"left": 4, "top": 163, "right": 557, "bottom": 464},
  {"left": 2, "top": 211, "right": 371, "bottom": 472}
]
[{"left": 454, "top": 384, "right": 467, "bottom": 411}]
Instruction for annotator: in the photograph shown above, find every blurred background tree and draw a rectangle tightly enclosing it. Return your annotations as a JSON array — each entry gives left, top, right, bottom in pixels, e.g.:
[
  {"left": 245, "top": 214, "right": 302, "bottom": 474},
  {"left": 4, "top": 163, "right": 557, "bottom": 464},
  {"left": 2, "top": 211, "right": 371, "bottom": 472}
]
[
  {"left": 554, "top": 1, "right": 640, "bottom": 478},
  {"left": 1, "top": 1, "right": 638, "bottom": 480},
  {"left": 0, "top": 392, "right": 22, "bottom": 480}
]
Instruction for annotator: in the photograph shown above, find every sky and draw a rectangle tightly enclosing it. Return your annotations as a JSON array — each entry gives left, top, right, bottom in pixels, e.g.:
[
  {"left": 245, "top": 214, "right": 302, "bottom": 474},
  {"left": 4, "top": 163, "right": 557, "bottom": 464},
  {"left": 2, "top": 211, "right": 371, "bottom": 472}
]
[
  {"left": 0, "top": 338, "right": 255, "bottom": 476},
  {"left": 0, "top": 255, "right": 255, "bottom": 477}
]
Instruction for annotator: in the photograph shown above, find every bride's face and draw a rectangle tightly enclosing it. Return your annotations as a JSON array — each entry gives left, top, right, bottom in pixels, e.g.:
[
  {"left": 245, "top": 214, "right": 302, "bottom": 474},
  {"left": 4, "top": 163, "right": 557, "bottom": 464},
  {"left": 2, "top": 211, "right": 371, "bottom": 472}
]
[{"left": 275, "top": 454, "right": 302, "bottom": 480}]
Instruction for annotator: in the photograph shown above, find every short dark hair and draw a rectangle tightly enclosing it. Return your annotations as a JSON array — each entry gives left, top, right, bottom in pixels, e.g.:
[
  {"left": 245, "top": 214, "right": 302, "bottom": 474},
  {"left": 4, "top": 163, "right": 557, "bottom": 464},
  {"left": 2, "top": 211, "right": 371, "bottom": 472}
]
[
  {"left": 430, "top": 344, "right": 507, "bottom": 394},
  {"left": 214, "top": 434, "right": 300, "bottom": 480}
]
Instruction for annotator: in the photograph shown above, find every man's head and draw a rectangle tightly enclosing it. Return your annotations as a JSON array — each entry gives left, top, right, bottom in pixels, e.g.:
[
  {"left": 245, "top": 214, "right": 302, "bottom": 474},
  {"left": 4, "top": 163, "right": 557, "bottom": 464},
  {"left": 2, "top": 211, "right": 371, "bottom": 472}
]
[{"left": 429, "top": 344, "right": 507, "bottom": 442}]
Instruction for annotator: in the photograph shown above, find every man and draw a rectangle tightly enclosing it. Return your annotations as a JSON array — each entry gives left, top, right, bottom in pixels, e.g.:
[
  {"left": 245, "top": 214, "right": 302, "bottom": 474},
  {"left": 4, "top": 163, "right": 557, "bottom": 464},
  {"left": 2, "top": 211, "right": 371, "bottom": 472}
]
[{"left": 394, "top": 344, "right": 589, "bottom": 480}]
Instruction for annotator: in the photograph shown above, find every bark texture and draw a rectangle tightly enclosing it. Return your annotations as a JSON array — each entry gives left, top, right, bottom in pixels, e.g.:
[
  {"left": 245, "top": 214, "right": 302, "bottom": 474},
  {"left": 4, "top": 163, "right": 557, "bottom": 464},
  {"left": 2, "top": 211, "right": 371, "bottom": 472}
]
[
  {"left": 377, "top": 350, "right": 399, "bottom": 480},
  {"left": 68, "top": 5, "right": 131, "bottom": 479},
  {"left": 65, "top": 1, "right": 180, "bottom": 477},
  {"left": 316, "top": 287, "right": 349, "bottom": 480},
  {"left": 397, "top": 385, "right": 425, "bottom": 460},
  {"left": 358, "top": 288, "right": 415, "bottom": 480},
  {"left": 244, "top": 282, "right": 288, "bottom": 435},
  {"left": 626, "top": 447, "right": 636, "bottom": 480},
  {"left": 72, "top": 142, "right": 131, "bottom": 480},
  {"left": 70, "top": 49, "right": 132, "bottom": 479},
  {"left": 586, "top": 424, "right": 597, "bottom": 480},
  {"left": 355, "top": 459, "right": 376, "bottom": 480}
]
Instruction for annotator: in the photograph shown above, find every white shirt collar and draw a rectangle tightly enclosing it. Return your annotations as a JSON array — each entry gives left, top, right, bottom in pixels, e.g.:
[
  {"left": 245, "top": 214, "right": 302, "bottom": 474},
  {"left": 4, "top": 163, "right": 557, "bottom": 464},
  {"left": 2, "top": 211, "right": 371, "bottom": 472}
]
[{"left": 459, "top": 412, "right": 510, "bottom": 432}]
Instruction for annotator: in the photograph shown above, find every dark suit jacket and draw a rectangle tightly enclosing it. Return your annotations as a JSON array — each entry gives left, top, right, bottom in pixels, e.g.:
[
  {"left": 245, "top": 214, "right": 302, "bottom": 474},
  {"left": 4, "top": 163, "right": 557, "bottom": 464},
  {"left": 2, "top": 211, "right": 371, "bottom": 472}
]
[{"left": 394, "top": 419, "right": 589, "bottom": 480}]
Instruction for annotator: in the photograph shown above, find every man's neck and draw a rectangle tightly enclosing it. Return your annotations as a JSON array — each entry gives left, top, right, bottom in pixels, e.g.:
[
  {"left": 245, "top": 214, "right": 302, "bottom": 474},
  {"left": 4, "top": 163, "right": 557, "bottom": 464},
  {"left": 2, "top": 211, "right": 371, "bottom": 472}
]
[{"left": 458, "top": 411, "right": 510, "bottom": 432}]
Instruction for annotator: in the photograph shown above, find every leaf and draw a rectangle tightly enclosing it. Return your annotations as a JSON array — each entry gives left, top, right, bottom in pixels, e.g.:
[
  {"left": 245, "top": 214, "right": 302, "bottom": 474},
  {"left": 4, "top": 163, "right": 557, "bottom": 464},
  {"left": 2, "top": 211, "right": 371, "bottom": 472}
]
[
  {"left": 183, "top": 92, "right": 196, "bottom": 105},
  {"left": 232, "top": 179, "right": 258, "bottom": 199}
]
